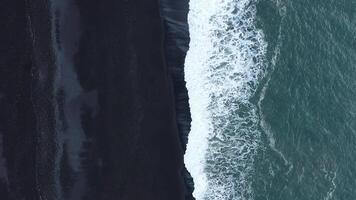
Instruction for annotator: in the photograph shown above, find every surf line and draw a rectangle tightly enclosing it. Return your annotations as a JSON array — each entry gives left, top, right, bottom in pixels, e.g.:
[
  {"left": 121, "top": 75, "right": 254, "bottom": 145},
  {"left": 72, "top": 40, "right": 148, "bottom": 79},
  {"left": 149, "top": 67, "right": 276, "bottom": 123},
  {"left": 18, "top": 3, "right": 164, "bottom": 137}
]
[{"left": 185, "top": 0, "right": 268, "bottom": 199}]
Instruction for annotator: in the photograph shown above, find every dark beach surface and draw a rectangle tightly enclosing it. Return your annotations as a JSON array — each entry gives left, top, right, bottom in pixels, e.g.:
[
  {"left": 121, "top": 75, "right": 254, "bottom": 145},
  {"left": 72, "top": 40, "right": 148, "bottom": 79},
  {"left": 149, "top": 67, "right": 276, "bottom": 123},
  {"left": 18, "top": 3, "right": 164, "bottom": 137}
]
[{"left": 0, "top": 0, "right": 193, "bottom": 199}]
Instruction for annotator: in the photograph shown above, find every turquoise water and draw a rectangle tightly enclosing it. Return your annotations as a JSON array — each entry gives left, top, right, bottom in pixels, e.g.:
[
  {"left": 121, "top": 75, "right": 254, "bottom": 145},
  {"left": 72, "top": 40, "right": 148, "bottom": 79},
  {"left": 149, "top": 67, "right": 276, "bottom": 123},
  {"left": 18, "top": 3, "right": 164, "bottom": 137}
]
[{"left": 185, "top": 0, "right": 356, "bottom": 199}]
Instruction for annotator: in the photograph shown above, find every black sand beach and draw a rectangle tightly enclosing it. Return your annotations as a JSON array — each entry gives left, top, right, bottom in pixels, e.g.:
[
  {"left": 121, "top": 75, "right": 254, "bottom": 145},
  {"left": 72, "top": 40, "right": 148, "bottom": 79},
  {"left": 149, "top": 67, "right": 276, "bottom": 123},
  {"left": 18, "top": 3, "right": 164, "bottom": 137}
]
[{"left": 0, "top": 0, "right": 192, "bottom": 199}]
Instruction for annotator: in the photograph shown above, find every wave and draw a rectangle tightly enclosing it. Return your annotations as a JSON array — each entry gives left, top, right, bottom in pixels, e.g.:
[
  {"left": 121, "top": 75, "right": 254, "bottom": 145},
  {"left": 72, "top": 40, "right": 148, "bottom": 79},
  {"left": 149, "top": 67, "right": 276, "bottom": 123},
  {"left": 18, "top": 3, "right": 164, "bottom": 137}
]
[
  {"left": 257, "top": 0, "right": 292, "bottom": 176},
  {"left": 184, "top": 0, "right": 267, "bottom": 199}
]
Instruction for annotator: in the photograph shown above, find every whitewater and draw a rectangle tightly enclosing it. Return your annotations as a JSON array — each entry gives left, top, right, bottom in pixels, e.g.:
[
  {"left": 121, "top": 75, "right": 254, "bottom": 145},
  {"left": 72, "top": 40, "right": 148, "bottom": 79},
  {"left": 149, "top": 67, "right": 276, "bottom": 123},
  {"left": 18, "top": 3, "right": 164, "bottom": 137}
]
[{"left": 184, "top": 0, "right": 268, "bottom": 199}]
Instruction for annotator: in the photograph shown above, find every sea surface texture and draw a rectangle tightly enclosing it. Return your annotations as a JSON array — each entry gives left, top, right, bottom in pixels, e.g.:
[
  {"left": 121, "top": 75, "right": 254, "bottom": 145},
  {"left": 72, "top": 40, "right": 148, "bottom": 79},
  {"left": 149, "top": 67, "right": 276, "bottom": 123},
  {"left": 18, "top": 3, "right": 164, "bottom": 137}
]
[{"left": 185, "top": 0, "right": 356, "bottom": 199}]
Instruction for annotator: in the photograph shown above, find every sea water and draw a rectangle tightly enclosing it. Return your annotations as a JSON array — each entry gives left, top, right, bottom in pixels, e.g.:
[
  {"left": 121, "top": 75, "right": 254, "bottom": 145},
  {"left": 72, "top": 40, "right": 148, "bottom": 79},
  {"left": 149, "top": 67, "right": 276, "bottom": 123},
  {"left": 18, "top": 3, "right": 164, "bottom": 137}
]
[{"left": 185, "top": 0, "right": 356, "bottom": 199}]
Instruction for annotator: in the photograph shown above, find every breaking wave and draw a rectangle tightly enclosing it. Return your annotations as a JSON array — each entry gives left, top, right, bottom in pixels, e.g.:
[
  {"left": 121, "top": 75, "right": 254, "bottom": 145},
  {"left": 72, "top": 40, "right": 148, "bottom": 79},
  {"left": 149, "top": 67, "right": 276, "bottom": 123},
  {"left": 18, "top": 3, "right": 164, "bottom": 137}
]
[{"left": 184, "top": 0, "right": 268, "bottom": 199}]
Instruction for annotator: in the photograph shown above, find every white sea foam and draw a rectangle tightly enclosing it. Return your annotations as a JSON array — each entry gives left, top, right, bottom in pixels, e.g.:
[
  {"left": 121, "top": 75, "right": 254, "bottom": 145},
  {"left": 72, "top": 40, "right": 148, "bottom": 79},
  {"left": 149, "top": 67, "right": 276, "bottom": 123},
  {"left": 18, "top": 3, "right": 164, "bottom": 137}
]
[
  {"left": 184, "top": 0, "right": 267, "bottom": 199},
  {"left": 257, "top": 0, "right": 292, "bottom": 175}
]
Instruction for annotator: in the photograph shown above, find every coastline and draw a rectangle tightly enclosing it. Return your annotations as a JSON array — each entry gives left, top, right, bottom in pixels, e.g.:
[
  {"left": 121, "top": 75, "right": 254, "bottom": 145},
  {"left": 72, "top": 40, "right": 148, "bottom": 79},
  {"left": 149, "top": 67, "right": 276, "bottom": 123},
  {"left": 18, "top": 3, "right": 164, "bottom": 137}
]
[{"left": 159, "top": 0, "right": 195, "bottom": 199}]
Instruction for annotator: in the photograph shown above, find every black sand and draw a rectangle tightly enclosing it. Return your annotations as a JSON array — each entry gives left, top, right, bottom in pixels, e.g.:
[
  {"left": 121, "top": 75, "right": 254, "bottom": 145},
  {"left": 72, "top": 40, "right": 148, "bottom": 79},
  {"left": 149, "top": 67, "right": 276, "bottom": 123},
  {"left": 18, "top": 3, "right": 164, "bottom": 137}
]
[{"left": 0, "top": 0, "right": 192, "bottom": 199}]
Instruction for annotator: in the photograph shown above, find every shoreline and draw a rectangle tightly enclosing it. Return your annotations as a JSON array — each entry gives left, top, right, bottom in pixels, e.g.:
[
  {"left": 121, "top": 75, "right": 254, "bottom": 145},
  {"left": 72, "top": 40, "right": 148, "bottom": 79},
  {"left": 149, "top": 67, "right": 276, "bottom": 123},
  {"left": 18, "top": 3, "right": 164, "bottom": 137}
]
[{"left": 159, "top": 0, "right": 195, "bottom": 199}]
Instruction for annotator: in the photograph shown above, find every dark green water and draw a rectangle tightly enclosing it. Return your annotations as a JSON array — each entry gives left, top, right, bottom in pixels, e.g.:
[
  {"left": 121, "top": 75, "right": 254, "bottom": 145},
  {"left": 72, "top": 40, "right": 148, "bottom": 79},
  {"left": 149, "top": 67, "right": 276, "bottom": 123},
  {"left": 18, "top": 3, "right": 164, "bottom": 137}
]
[{"left": 254, "top": 0, "right": 356, "bottom": 199}]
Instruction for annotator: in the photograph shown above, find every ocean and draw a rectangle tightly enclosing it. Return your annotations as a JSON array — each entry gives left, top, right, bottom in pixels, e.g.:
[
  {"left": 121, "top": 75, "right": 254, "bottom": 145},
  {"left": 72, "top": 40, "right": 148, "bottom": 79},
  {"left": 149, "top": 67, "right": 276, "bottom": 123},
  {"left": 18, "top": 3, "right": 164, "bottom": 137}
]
[{"left": 184, "top": 0, "right": 356, "bottom": 199}]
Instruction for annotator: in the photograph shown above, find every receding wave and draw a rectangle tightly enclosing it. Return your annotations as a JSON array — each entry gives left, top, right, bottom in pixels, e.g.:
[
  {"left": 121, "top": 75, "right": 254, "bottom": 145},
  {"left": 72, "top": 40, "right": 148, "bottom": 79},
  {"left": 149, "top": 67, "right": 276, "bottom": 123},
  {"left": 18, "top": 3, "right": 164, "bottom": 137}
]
[{"left": 184, "top": 0, "right": 267, "bottom": 199}]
